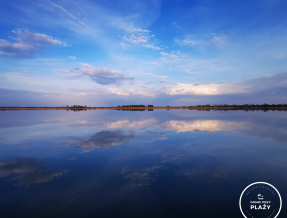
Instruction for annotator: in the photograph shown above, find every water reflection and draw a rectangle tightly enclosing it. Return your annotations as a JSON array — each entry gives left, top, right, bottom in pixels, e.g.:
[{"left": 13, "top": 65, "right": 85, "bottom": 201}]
[
  {"left": 0, "top": 158, "right": 65, "bottom": 186},
  {"left": 161, "top": 120, "right": 246, "bottom": 132},
  {"left": 106, "top": 119, "right": 156, "bottom": 128},
  {"left": 0, "top": 110, "right": 287, "bottom": 217},
  {"left": 1, "top": 110, "right": 287, "bottom": 144},
  {"left": 176, "top": 167, "right": 228, "bottom": 180},
  {"left": 122, "top": 165, "right": 162, "bottom": 191},
  {"left": 60, "top": 130, "right": 135, "bottom": 152}
]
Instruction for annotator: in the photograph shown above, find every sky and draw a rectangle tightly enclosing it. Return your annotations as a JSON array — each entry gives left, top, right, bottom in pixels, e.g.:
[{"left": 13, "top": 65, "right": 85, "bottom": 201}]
[{"left": 0, "top": 0, "right": 287, "bottom": 106}]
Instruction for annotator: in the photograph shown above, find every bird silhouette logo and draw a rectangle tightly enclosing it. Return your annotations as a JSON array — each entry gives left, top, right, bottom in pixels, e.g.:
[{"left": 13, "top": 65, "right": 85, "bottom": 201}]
[{"left": 258, "top": 194, "right": 264, "bottom": 200}]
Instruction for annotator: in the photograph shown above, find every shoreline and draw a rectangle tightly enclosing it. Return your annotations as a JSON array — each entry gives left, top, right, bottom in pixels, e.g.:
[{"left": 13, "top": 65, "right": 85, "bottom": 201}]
[{"left": 1, "top": 106, "right": 287, "bottom": 111}]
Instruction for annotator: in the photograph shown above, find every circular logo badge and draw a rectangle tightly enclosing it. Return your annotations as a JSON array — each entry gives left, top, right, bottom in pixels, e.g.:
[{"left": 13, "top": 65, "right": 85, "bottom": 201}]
[{"left": 239, "top": 182, "right": 282, "bottom": 218}]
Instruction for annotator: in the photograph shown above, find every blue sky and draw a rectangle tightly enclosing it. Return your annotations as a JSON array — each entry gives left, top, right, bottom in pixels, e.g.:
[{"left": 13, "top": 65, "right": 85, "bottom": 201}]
[{"left": 1, "top": 0, "right": 287, "bottom": 106}]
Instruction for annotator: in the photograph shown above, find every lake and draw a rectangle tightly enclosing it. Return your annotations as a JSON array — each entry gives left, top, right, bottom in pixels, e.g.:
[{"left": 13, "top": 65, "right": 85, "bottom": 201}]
[{"left": 0, "top": 109, "right": 286, "bottom": 217}]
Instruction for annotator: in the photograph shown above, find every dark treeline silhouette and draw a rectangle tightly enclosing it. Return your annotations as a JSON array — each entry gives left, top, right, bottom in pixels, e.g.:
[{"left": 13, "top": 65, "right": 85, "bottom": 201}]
[
  {"left": 1, "top": 104, "right": 287, "bottom": 112},
  {"left": 65, "top": 105, "right": 87, "bottom": 112},
  {"left": 116, "top": 109, "right": 153, "bottom": 111},
  {"left": 164, "top": 103, "right": 287, "bottom": 112},
  {"left": 67, "top": 108, "right": 87, "bottom": 112},
  {"left": 191, "top": 103, "right": 287, "bottom": 107},
  {"left": 117, "top": 105, "right": 153, "bottom": 107},
  {"left": 186, "top": 108, "right": 287, "bottom": 112},
  {"left": 67, "top": 105, "right": 87, "bottom": 108}
]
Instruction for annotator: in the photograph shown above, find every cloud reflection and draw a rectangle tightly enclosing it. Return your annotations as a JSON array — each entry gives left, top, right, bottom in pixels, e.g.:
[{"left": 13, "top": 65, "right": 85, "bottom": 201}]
[
  {"left": 107, "top": 119, "right": 156, "bottom": 128},
  {"left": 122, "top": 165, "right": 162, "bottom": 191},
  {"left": 177, "top": 167, "right": 228, "bottom": 180},
  {"left": 161, "top": 120, "right": 248, "bottom": 133},
  {"left": 105, "top": 119, "right": 287, "bottom": 143},
  {"left": 105, "top": 119, "right": 247, "bottom": 133},
  {"left": 60, "top": 130, "right": 135, "bottom": 152},
  {"left": 1, "top": 111, "right": 287, "bottom": 145},
  {"left": 0, "top": 158, "right": 65, "bottom": 186}
]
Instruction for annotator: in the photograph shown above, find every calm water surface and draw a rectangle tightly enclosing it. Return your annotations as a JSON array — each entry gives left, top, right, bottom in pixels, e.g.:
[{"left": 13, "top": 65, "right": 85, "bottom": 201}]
[{"left": 0, "top": 110, "right": 286, "bottom": 217}]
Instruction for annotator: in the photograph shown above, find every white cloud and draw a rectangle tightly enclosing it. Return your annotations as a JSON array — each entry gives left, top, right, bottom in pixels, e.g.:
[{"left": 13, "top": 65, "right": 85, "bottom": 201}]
[
  {"left": 175, "top": 35, "right": 228, "bottom": 48},
  {"left": 124, "top": 34, "right": 149, "bottom": 44},
  {"left": 142, "top": 44, "right": 161, "bottom": 50},
  {"left": 210, "top": 36, "right": 228, "bottom": 49},
  {"left": 162, "top": 72, "right": 287, "bottom": 96},
  {"left": 59, "top": 63, "right": 134, "bottom": 85},
  {"left": 0, "top": 29, "right": 66, "bottom": 58},
  {"left": 149, "top": 61, "right": 160, "bottom": 66},
  {"left": 107, "top": 88, "right": 157, "bottom": 96},
  {"left": 77, "top": 93, "right": 87, "bottom": 96},
  {"left": 159, "top": 51, "right": 230, "bottom": 75},
  {"left": 120, "top": 22, "right": 161, "bottom": 50},
  {"left": 160, "top": 52, "right": 179, "bottom": 59},
  {"left": 146, "top": 79, "right": 166, "bottom": 84},
  {"left": 11, "top": 29, "right": 63, "bottom": 45},
  {"left": 35, "top": 0, "right": 87, "bottom": 27},
  {"left": 162, "top": 82, "right": 247, "bottom": 95},
  {"left": 121, "top": 23, "right": 151, "bottom": 44},
  {"left": 119, "top": 23, "right": 150, "bottom": 34},
  {"left": 170, "top": 22, "right": 180, "bottom": 29},
  {"left": 33, "top": 0, "right": 162, "bottom": 52},
  {"left": 120, "top": 42, "right": 128, "bottom": 49},
  {"left": 145, "top": 73, "right": 168, "bottom": 79},
  {"left": 106, "top": 88, "right": 130, "bottom": 96},
  {"left": 68, "top": 56, "right": 76, "bottom": 59},
  {"left": 62, "top": 42, "right": 70, "bottom": 47},
  {"left": 175, "top": 38, "right": 201, "bottom": 46}
]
